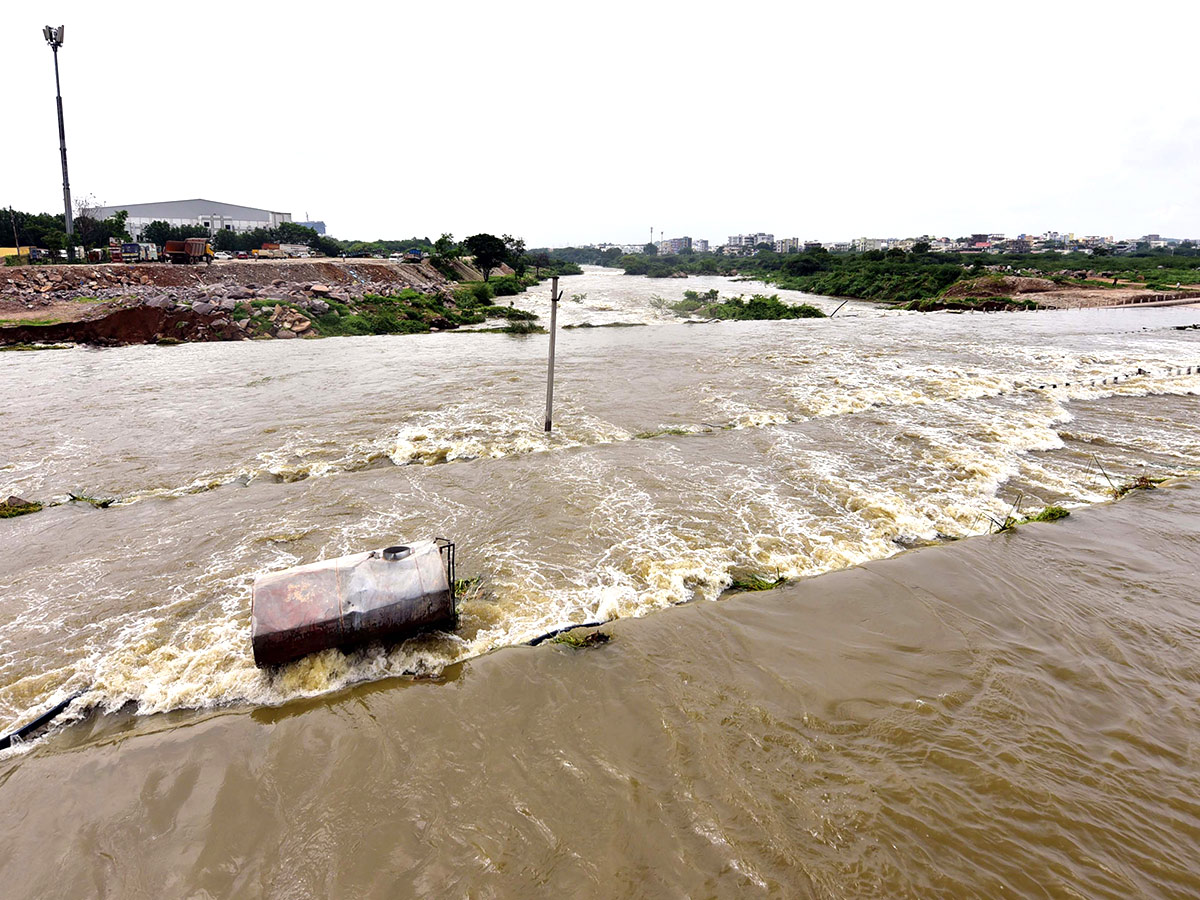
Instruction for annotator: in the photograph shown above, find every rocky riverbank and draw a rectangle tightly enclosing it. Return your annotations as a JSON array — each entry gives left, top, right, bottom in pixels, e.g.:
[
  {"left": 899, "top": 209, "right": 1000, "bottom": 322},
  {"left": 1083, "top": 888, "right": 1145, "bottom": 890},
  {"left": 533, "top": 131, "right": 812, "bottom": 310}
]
[{"left": 0, "top": 258, "right": 512, "bottom": 346}]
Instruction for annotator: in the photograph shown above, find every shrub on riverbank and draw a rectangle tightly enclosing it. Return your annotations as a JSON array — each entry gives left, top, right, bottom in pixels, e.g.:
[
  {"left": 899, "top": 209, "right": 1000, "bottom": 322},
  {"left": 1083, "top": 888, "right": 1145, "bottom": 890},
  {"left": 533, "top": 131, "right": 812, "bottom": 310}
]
[{"left": 305, "top": 286, "right": 542, "bottom": 338}]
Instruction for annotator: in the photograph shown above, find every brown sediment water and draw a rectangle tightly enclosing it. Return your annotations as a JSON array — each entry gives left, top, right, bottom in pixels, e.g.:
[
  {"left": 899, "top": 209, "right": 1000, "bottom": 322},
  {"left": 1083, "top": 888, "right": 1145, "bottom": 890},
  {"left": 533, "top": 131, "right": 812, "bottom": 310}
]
[{"left": 2, "top": 267, "right": 1199, "bottom": 896}]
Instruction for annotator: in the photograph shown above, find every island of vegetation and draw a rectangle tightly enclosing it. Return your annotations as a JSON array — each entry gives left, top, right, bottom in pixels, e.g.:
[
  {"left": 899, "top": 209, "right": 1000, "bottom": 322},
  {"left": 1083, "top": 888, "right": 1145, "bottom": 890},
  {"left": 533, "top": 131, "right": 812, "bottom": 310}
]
[{"left": 660, "top": 289, "right": 825, "bottom": 320}]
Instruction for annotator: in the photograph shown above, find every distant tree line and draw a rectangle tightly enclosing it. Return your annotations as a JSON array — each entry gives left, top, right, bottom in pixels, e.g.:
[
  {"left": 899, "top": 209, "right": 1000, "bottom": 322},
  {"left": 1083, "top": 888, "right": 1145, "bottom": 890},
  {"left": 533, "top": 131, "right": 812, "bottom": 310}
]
[
  {"left": 5, "top": 207, "right": 131, "bottom": 252},
  {"left": 5, "top": 205, "right": 586, "bottom": 280},
  {"left": 555, "top": 243, "right": 1200, "bottom": 303}
]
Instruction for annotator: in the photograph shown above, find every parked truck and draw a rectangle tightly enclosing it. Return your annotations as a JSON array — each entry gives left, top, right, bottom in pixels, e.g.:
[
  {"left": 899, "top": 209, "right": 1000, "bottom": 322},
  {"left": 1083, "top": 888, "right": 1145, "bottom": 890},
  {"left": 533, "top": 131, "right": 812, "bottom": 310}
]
[
  {"left": 120, "top": 242, "right": 159, "bottom": 262},
  {"left": 162, "top": 238, "right": 213, "bottom": 264}
]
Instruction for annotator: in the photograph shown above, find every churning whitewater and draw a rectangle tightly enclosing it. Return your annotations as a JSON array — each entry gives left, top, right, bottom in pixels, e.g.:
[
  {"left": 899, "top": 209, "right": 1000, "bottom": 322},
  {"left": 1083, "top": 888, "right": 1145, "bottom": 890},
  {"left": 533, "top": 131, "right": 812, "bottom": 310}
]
[{"left": 2, "top": 267, "right": 1199, "bottom": 736}]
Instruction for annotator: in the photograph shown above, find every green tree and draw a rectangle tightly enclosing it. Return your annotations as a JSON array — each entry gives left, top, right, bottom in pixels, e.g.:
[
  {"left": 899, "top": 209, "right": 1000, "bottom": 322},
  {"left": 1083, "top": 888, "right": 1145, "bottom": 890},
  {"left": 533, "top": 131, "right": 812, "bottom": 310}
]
[
  {"left": 311, "top": 234, "right": 342, "bottom": 257},
  {"left": 502, "top": 233, "right": 527, "bottom": 276},
  {"left": 275, "top": 222, "right": 319, "bottom": 245},
  {"left": 643, "top": 243, "right": 658, "bottom": 256},
  {"left": 464, "top": 233, "right": 508, "bottom": 281},
  {"left": 74, "top": 210, "right": 130, "bottom": 250},
  {"left": 433, "top": 233, "right": 460, "bottom": 261},
  {"left": 213, "top": 230, "right": 239, "bottom": 252},
  {"left": 142, "top": 220, "right": 173, "bottom": 247}
]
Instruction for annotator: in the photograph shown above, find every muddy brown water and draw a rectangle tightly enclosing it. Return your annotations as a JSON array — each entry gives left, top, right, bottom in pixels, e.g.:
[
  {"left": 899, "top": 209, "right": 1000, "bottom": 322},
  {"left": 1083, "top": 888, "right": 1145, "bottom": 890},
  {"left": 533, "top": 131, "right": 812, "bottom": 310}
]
[{"left": 2, "top": 267, "right": 1199, "bottom": 896}]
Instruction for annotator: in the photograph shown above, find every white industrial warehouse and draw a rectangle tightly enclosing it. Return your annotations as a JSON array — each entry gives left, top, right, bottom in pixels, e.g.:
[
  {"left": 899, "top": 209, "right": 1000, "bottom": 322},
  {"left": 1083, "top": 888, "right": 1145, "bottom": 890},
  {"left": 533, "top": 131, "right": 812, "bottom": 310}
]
[{"left": 91, "top": 199, "right": 292, "bottom": 241}]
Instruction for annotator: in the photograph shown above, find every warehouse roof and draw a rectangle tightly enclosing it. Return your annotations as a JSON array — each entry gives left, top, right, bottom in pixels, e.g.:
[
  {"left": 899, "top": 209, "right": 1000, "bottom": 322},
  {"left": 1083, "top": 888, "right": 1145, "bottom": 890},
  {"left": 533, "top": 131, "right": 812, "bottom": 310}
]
[{"left": 92, "top": 199, "right": 289, "bottom": 220}]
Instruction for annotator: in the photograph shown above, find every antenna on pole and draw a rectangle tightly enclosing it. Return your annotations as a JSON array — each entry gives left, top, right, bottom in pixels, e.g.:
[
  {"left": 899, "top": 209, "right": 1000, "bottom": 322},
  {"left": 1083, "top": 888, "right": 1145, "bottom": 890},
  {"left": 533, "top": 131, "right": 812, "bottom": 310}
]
[{"left": 544, "top": 275, "right": 562, "bottom": 432}]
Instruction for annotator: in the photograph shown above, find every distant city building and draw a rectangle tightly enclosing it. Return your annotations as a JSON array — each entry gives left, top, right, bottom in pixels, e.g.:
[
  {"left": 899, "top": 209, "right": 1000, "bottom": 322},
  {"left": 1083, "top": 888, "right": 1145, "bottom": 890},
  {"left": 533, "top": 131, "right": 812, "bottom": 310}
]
[
  {"left": 297, "top": 219, "right": 326, "bottom": 235},
  {"left": 658, "top": 236, "right": 692, "bottom": 254},
  {"left": 727, "top": 233, "right": 775, "bottom": 249},
  {"left": 774, "top": 237, "right": 801, "bottom": 253},
  {"left": 93, "top": 198, "right": 292, "bottom": 242},
  {"left": 693, "top": 238, "right": 709, "bottom": 252}
]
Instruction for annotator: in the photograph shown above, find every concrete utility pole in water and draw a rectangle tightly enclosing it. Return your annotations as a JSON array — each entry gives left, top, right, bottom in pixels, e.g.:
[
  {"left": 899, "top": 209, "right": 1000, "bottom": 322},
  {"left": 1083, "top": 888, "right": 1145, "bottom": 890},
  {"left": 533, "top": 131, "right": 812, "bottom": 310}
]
[
  {"left": 544, "top": 276, "right": 563, "bottom": 432},
  {"left": 43, "top": 25, "right": 74, "bottom": 262}
]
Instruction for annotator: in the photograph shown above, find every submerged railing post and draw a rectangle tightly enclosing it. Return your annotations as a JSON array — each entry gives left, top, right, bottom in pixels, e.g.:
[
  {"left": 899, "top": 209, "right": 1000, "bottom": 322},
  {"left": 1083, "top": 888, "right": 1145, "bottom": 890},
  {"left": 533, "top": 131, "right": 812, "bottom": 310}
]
[{"left": 544, "top": 275, "right": 561, "bottom": 432}]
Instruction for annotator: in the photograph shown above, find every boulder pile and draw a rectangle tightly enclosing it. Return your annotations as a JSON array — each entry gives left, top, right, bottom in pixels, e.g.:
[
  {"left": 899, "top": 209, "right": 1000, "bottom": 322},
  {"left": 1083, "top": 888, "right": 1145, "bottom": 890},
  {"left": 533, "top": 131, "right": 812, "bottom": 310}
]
[
  {"left": 1, "top": 259, "right": 452, "bottom": 307},
  {"left": 0, "top": 259, "right": 462, "bottom": 342}
]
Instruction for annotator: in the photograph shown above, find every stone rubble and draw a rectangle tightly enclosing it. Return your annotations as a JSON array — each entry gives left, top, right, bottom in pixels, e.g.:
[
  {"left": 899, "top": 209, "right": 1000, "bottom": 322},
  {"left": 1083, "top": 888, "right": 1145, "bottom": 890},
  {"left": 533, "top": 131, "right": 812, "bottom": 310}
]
[{"left": 0, "top": 258, "right": 466, "bottom": 342}]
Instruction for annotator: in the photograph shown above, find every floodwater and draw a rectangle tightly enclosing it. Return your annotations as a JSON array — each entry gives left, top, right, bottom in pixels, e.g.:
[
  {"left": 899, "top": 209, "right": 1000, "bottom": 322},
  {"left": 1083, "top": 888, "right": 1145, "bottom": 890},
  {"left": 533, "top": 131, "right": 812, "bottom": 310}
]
[{"left": 1, "top": 266, "right": 1199, "bottom": 896}]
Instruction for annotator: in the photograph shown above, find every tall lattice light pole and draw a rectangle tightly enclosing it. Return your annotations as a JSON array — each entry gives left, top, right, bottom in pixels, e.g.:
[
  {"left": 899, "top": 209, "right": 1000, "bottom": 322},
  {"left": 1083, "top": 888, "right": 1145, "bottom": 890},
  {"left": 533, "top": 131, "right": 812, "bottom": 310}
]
[{"left": 43, "top": 25, "right": 74, "bottom": 262}]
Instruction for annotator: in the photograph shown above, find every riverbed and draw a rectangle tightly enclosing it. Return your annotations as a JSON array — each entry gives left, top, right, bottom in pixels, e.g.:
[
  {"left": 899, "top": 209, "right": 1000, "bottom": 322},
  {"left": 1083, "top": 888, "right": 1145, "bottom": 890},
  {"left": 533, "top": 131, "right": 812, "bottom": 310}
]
[{"left": 2, "top": 266, "right": 1199, "bottom": 896}]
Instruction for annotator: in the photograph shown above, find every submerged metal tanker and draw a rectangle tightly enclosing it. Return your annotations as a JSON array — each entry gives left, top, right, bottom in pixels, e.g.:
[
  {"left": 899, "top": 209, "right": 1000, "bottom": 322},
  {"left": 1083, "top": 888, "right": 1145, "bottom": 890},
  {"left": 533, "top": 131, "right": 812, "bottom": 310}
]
[{"left": 251, "top": 539, "right": 456, "bottom": 668}]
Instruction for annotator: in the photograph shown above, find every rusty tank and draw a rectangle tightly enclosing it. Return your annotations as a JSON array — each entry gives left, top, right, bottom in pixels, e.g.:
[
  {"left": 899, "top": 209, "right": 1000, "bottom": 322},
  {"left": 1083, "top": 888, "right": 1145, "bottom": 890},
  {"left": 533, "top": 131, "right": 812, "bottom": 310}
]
[{"left": 251, "top": 539, "right": 456, "bottom": 667}]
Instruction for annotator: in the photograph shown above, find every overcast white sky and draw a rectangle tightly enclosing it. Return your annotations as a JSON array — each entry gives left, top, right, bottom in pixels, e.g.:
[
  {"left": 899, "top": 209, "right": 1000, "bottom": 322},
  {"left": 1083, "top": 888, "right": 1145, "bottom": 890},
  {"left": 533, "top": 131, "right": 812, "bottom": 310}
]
[{"left": 6, "top": 1, "right": 1200, "bottom": 246}]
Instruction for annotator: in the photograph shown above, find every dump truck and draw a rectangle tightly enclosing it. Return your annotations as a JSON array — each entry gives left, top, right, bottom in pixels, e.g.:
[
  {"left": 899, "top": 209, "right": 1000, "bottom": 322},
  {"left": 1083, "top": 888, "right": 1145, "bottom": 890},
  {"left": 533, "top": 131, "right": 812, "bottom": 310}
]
[{"left": 162, "top": 238, "right": 213, "bottom": 264}]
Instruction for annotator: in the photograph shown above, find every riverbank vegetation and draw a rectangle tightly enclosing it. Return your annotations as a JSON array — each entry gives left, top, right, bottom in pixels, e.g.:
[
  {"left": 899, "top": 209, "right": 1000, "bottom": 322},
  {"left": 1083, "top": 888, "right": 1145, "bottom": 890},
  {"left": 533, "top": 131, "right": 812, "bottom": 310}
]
[{"left": 305, "top": 289, "right": 539, "bottom": 337}]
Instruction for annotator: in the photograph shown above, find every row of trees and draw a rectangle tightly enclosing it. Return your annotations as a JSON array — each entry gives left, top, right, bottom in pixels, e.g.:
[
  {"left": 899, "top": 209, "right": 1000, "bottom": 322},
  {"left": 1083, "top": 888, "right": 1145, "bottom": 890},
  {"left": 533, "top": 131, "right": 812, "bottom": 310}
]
[
  {"left": 7, "top": 204, "right": 584, "bottom": 280},
  {"left": 5, "top": 206, "right": 132, "bottom": 253}
]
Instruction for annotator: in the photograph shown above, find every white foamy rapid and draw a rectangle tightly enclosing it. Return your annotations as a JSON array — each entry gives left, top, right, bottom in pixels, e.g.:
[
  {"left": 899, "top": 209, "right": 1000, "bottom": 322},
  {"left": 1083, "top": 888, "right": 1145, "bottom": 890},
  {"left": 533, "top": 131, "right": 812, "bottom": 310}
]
[{"left": 2, "top": 269, "right": 1199, "bottom": 745}]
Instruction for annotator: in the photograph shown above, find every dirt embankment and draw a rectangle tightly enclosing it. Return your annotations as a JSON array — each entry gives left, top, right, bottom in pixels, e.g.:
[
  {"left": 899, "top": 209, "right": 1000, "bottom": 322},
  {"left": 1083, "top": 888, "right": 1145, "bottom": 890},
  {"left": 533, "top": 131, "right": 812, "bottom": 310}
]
[
  {"left": 0, "top": 305, "right": 246, "bottom": 346},
  {"left": 943, "top": 276, "right": 1060, "bottom": 299},
  {"left": 944, "top": 274, "right": 1200, "bottom": 309},
  {"left": 2, "top": 259, "right": 452, "bottom": 317},
  {"left": 0, "top": 258, "right": 505, "bottom": 346}
]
